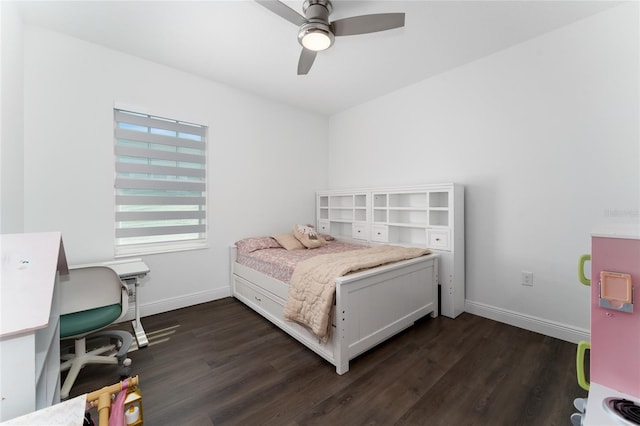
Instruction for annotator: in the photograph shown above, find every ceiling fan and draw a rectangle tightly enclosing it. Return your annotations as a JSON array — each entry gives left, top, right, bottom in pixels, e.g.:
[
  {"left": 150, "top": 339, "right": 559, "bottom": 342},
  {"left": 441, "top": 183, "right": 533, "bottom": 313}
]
[{"left": 256, "top": 0, "right": 405, "bottom": 75}]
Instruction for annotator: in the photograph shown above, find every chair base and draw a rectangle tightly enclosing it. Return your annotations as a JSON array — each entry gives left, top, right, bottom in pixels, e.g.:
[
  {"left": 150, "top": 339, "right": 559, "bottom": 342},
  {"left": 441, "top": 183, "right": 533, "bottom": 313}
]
[{"left": 60, "top": 330, "right": 133, "bottom": 400}]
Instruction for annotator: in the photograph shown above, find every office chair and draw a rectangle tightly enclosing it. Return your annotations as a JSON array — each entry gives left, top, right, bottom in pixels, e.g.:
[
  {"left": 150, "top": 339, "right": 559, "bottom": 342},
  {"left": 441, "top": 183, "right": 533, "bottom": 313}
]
[{"left": 59, "top": 266, "right": 133, "bottom": 400}]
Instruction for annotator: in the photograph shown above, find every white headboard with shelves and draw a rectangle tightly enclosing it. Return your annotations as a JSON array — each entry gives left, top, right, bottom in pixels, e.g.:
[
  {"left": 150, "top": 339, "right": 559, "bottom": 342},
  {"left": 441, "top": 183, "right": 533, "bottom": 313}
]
[{"left": 317, "top": 183, "right": 464, "bottom": 318}]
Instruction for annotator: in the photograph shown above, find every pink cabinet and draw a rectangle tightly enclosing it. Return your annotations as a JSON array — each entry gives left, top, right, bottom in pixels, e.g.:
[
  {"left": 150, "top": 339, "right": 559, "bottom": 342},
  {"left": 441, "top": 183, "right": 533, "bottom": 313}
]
[{"left": 590, "top": 226, "right": 640, "bottom": 398}]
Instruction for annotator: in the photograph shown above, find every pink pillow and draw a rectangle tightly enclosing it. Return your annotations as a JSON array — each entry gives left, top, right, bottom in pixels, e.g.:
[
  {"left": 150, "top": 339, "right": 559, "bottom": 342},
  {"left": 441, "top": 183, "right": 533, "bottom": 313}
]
[{"left": 236, "top": 237, "right": 282, "bottom": 254}]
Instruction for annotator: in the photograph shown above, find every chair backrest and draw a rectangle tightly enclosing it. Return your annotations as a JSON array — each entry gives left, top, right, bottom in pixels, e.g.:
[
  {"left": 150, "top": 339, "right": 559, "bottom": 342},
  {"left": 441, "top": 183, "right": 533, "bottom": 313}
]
[{"left": 59, "top": 266, "right": 126, "bottom": 316}]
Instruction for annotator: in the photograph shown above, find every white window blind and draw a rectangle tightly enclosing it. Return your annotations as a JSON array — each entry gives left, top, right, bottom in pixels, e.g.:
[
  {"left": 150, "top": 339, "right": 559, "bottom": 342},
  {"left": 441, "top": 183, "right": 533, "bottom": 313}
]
[{"left": 114, "top": 109, "right": 207, "bottom": 256}]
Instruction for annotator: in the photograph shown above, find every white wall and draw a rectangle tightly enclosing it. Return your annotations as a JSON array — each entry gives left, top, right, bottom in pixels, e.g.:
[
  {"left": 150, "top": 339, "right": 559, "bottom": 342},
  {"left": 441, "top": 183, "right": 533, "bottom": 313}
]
[
  {"left": 8, "top": 2, "right": 639, "bottom": 341},
  {"left": 1, "top": 2, "right": 25, "bottom": 234},
  {"left": 328, "top": 3, "right": 639, "bottom": 340},
  {"left": 21, "top": 26, "right": 328, "bottom": 315}
]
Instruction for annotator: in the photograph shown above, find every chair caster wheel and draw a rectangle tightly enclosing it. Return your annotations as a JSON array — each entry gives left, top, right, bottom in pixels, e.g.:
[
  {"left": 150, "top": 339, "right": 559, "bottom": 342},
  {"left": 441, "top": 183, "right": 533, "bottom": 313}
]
[
  {"left": 118, "top": 358, "right": 132, "bottom": 377},
  {"left": 118, "top": 365, "right": 131, "bottom": 378}
]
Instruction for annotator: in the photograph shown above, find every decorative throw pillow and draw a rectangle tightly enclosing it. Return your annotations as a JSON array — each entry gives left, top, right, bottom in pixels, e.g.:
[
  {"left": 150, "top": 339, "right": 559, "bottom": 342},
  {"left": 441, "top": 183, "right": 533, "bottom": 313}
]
[
  {"left": 235, "top": 237, "right": 282, "bottom": 254},
  {"left": 304, "top": 223, "right": 334, "bottom": 241},
  {"left": 293, "top": 224, "right": 325, "bottom": 249},
  {"left": 272, "top": 233, "right": 305, "bottom": 250}
]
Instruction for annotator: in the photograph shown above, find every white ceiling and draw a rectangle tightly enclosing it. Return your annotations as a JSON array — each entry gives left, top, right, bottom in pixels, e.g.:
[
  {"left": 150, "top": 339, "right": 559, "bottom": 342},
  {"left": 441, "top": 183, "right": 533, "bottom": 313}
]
[{"left": 15, "top": 0, "right": 619, "bottom": 115}]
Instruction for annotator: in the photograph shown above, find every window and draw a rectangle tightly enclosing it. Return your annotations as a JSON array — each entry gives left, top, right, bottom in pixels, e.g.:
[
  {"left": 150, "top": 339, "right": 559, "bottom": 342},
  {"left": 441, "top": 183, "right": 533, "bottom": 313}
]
[{"left": 114, "top": 108, "right": 207, "bottom": 256}]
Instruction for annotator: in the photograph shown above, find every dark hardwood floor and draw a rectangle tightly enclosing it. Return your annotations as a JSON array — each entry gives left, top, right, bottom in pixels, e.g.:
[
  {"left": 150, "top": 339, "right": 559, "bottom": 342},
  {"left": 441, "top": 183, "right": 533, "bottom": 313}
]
[{"left": 69, "top": 297, "right": 586, "bottom": 425}]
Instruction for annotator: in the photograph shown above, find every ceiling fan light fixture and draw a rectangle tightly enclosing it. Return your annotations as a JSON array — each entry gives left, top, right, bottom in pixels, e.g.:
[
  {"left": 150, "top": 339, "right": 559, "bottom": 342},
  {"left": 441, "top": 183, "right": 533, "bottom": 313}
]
[
  {"left": 255, "top": 0, "right": 405, "bottom": 74},
  {"left": 298, "top": 24, "right": 334, "bottom": 51}
]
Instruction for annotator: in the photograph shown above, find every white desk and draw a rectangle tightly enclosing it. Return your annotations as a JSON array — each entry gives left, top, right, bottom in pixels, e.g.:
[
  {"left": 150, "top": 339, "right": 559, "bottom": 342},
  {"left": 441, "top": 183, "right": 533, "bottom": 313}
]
[
  {"left": 1, "top": 395, "right": 85, "bottom": 425},
  {"left": 71, "top": 259, "right": 150, "bottom": 348},
  {"left": 0, "top": 232, "right": 68, "bottom": 421},
  {"left": 104, "top": 259, "right": 150, "bottom": 348}
]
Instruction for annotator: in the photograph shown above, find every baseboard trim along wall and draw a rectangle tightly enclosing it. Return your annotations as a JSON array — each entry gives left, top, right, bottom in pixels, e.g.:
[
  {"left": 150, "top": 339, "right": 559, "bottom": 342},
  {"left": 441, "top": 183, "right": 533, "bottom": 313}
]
[
  {"left": 465, "top": 300, "right": 590, "bottom": 344},
  {"left": 122, "top": 286, "right": 231, "bottom": 322},
  {"left": 121, "top": 289, "right": 590, "bottom": 344}
]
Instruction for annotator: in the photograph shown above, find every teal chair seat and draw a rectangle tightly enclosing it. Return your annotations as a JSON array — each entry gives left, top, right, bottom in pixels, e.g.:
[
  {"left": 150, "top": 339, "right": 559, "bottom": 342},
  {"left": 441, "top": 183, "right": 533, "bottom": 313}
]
[
  {"left": 60, "top": 304, "right": 122, "bottom": 338},
  {"left": 59, "top": 266, "right": 132, "bottom": 399}
]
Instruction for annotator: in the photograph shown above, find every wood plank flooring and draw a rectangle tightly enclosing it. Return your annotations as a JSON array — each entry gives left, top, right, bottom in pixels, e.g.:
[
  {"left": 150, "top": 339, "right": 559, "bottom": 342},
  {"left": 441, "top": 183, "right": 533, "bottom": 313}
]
[{"left": 69, "top": 297, "right": 587, "bottom": 425}]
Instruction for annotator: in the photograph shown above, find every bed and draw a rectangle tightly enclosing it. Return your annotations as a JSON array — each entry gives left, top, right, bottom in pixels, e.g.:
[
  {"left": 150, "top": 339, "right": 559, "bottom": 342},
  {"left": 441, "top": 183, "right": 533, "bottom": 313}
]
[{"left": 229, "top": 231, "right": 439, "bottom": 375}]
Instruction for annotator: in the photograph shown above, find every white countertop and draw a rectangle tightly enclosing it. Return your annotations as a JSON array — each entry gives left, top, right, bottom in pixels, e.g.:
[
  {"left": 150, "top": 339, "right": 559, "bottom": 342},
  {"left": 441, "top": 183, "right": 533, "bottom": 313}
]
[
  {"left": 0, "top": 232, "right": 68, "bottom": 338},
  {"left": 591, "top": 223, "right": 640, "bottom": 239},
  {"left": 584, "top": 382, "right": 640, "bottom": 425}
]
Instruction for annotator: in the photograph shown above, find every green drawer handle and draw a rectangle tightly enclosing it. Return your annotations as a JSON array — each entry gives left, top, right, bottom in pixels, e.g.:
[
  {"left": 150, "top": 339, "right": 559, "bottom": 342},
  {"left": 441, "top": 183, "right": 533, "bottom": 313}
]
[
  {"left": 576, "top": 340, "right": 590, "bottom": 391},
  {"left": 578, "top": 254, "right": 591, "bottom": 286}
]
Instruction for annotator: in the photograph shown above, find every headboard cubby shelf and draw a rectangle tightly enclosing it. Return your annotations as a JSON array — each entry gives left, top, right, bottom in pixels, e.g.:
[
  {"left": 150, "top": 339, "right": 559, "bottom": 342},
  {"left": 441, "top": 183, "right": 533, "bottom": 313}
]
[{"left": 317, "top": 183, "right": 464, "bottom": 318}]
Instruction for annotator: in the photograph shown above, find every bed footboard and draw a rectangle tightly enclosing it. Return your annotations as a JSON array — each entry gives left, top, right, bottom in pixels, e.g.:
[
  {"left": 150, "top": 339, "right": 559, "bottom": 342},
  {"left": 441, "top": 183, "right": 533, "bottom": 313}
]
[
  {"left": 333, "top": 255, "right": 438, "bottom": 374},
  {"left": 230, "top": 247, "right": 438, "bottom": 375}
]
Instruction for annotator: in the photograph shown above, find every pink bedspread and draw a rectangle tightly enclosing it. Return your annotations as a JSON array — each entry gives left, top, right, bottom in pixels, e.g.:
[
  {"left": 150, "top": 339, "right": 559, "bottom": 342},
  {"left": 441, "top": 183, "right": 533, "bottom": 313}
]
[{"left": 236, "top": 240, "right": 367, "bottom": 283}]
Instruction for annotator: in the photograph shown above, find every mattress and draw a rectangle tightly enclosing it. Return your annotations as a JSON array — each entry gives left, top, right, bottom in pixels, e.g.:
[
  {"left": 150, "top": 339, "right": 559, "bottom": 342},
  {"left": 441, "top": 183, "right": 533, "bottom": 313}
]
[{"left": 235, "top": 240, "right": 367, "bottom": 283}]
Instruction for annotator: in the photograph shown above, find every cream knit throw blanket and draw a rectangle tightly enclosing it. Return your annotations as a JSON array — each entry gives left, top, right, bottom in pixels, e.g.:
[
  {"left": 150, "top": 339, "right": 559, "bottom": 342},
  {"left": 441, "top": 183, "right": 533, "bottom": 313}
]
[{"left": 283, "top": 245, "right": 431, "bottom": 340}]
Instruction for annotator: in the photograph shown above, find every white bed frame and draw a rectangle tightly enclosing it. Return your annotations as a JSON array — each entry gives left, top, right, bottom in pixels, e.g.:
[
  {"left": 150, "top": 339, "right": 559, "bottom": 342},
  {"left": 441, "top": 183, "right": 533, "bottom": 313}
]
[{"left": 230, "top": 247, "right": 439, "bottom": 374}]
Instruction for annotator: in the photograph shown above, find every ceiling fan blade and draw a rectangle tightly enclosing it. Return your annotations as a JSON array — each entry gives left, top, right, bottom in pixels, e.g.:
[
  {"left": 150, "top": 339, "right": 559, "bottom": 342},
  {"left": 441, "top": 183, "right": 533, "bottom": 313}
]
[
  {"left": 297, "top": 48, "right": 317, "bottom": 75},
  {"left": 255, "top": 0, "right": 306, "bottom": 26},
  {"left": 331, "top": 13, "right": 405, "bottom": 36}
]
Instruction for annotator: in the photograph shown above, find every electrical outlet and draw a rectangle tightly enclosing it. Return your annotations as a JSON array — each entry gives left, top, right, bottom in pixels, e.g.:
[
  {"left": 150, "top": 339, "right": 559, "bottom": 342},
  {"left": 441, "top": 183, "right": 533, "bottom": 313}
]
[{"left": 522, "top": 271, "right": 533, "bottom": 286}]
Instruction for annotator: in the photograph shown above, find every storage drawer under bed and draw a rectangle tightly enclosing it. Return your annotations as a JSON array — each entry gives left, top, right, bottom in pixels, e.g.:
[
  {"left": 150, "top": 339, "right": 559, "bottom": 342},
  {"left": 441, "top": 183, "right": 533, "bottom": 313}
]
[
  {"left": 233, "top": 275, "right": 285, "bottom": 320},
  {"left": 233, "top": 273, "right": 338, "bottom": 362},
  {"left": 233, "top": 274, "right": 337, "bottom": 330}
]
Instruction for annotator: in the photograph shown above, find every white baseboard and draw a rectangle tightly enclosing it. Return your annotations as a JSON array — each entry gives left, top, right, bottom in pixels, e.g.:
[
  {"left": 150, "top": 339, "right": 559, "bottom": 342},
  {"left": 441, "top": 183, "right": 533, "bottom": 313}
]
[
  {"left": 121, "top": 286, "right": 231, "bottom": 322},
  {"left": 119, "top": 291, "right": 590, "bottom": 344},
  {"left": 464, "top": 300, "right": 590, "bottom": 344}
]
